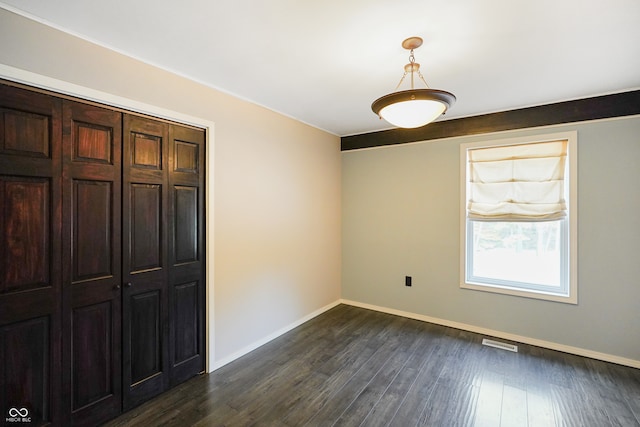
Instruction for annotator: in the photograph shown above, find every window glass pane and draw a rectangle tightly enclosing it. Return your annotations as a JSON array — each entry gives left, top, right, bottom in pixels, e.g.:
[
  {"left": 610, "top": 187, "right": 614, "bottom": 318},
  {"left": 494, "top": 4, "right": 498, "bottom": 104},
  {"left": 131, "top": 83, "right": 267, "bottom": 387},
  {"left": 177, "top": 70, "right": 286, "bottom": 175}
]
[{"left": 469, "top": 220, "right": 562, "bottom": 288}]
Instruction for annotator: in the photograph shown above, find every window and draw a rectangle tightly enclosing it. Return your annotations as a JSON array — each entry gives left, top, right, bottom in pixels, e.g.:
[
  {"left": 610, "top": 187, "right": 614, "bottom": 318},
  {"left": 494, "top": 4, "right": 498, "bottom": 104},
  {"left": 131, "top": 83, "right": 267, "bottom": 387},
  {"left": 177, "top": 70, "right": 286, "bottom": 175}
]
[{"left": 460, "top": 132, "right": 577, "bottom": 303}]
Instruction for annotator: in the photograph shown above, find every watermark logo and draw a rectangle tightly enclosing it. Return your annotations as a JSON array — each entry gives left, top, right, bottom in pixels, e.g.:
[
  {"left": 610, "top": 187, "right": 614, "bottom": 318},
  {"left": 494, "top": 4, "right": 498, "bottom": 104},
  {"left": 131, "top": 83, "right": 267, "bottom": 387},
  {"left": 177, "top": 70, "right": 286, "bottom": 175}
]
[{"left": 6, "top": 407, "right": 31, "bottom": 423}]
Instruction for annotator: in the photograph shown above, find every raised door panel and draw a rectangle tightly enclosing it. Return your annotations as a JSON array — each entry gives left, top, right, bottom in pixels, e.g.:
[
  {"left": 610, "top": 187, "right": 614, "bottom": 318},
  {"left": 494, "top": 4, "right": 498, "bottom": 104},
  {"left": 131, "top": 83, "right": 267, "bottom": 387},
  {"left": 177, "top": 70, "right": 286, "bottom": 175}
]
[
  {"left": 1, "top": 108, "right": 50, "bottom": 158},
  {"left": 71, "top": 302, "right": 114, "bottom": 409},
  {"left": 168, "top": 125, "right": 205, "bottom": 386},
  {"left": 1, "top": 317, "right": 50, "bottom": 425},
  {"left": 72, "top": 121, "right": 112, "bottom": 164},
  {"left": 0, "top": 83, "right": 62, "bottom": 426},
  {"left": 130, "top": 183, "right": 162, "bottom": 272},
  {"left": 122, "top": 114, "right": 169, "bottom": 410},
  {"left": 0, "top": 178, "right": 50, "bottom": 294},
  {"left": 172, "top": 281, "right": 199, "bottom": 364},
  {"left": 132, "top": 132, "right": 162, "bottom": 170},
  {"left": 174, "top": 186, "right": 198, "bottom": 264},
  {"left": 130, "top": 291, "right": 162, "bottom": 383},
  {"left": 173, "top": 140, "right": 198, "bottom": 174},
  {"left": 73, "top": 180, "right": 112, "bottom": 281},
  {"left": 62, "top": 100, "right": 122, "bottom": 426}
]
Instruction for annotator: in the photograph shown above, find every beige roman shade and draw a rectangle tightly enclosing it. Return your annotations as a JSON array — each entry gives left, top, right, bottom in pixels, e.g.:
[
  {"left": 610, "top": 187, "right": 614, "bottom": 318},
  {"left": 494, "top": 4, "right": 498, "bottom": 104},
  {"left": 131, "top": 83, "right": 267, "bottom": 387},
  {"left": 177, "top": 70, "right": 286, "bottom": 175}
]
[{"left": 467, "top": 140, "right": 568, "bottom": 220}]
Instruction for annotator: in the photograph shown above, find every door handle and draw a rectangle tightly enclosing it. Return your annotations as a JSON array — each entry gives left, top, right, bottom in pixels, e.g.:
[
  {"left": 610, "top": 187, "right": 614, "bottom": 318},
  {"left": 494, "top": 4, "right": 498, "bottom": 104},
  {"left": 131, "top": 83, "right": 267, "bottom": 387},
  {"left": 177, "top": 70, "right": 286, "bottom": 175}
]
[
  {"left": 125, "top": 282, "right": 132, "bottom": 287},
  {"left": 114, "top": 284, "right": 121, "bottom": 290}
]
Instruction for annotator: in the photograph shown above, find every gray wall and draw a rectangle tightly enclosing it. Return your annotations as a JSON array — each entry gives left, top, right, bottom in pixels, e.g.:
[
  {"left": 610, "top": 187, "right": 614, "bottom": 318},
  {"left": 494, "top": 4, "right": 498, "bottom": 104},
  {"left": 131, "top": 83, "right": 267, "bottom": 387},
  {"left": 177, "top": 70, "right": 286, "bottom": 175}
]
[{"left": 342, "top": 117, "right": 640, "bottom": 363}]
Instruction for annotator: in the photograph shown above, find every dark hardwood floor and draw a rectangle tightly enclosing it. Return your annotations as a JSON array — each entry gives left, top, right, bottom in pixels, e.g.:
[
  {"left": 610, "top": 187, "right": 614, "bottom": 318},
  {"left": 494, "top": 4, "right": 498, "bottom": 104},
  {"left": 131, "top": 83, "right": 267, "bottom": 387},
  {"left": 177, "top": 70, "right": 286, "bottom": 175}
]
[{"left": 104, "top": 304, "right": 640, "bottom": 426}]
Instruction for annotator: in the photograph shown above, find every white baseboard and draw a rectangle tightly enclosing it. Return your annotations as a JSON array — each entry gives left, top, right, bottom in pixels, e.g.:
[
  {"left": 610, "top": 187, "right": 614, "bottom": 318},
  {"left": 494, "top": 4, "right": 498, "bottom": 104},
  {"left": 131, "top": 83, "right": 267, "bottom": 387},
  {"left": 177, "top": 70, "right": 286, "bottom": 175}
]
[
  {"left": 340, "top": 299, "right": 640, "bottom": 370},
  {"left": 210, "top": 300, "right": 342, "bottom": 371}
]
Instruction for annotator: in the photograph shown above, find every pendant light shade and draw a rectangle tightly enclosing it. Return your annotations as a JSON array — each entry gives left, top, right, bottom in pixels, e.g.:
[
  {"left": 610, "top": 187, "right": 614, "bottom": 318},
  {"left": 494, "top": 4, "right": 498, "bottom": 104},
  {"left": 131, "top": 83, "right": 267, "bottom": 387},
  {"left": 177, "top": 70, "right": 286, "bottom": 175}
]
[
  {"left": 372, "top": 37, "right": 455, "bottom": 128},
  {"left": 372, "top": 89, "right": 456, "bottom": 128}
]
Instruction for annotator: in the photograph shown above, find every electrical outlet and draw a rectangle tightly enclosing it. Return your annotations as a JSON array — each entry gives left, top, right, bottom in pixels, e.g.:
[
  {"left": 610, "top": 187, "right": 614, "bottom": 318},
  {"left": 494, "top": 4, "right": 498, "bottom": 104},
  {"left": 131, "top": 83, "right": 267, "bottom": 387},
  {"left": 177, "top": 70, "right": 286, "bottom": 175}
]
[{"left": 405, "top": 276, "right": 412, "bottom": 287}]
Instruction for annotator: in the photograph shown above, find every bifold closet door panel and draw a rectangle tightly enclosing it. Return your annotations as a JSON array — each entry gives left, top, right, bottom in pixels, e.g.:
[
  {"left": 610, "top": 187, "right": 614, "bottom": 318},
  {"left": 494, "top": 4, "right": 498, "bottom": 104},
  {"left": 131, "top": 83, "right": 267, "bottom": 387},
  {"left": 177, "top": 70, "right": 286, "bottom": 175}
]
[
  {"left": 122, "top": 115, "right": 170, "bottom": 411},
  {"left": 61, "top": 100, "right": 123, "bottom": 426},
  {"left": 0, "top": 84, "right": 63, "bottom": 426},
  {"left": 168, "top": 125, "right": 205, "bottom": 386}
]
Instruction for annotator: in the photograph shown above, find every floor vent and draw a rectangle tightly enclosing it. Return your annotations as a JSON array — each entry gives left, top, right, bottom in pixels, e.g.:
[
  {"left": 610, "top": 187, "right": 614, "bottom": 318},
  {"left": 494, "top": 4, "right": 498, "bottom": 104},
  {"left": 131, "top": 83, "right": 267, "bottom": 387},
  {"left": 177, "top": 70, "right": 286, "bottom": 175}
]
[{"left": 482, "top": 338, "right": 518, "bottom": 353}]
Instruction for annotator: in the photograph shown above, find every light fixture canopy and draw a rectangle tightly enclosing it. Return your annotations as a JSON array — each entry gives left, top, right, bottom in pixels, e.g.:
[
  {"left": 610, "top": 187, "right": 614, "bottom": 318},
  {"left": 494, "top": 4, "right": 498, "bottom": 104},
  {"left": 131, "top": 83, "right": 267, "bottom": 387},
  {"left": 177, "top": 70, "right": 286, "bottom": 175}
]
[{"left": 372, "top": 36, "right": 455, "bottom": 128}]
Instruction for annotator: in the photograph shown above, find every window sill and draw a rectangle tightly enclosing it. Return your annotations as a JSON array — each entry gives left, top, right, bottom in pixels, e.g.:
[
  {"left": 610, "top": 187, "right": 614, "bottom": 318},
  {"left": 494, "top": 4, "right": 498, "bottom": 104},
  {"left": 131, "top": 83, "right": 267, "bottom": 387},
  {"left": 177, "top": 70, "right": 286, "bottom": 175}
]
[{"left": 461, "top": 281, "right": 577, "bottom": 304}]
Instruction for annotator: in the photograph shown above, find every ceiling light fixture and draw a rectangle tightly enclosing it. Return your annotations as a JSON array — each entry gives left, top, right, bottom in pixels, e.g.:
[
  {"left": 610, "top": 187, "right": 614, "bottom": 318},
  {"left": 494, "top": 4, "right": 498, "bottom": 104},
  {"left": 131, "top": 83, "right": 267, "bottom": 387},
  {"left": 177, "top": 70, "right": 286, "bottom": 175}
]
[{"left": 372, "top": 36, "right": 456, "bottom": 128}]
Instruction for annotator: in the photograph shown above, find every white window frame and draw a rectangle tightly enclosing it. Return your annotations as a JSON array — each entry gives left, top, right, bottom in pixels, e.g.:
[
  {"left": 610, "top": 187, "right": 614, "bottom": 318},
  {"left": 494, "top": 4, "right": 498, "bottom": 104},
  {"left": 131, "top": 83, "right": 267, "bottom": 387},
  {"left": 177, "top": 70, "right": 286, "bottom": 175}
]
[{"left": 459, "top": 131, "right": 578, "bottom": 304}]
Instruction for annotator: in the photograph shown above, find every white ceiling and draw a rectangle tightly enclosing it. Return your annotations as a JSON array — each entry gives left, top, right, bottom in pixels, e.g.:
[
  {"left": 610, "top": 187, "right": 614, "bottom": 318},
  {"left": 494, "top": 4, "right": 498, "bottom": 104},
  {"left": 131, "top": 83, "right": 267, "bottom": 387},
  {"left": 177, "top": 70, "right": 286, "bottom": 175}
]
[{"left": 2, "top": 0, "right": 640, "bottom": 136}]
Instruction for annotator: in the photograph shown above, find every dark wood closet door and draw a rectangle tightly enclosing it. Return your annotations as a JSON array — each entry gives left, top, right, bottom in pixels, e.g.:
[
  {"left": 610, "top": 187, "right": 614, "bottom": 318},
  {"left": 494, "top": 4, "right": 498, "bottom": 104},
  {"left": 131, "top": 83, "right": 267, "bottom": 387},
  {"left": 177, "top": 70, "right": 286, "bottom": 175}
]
[
  {"left": 121, "top": 115, "right": 170, "bottom": 410},
  {"left": 168, "top": 125, "right": 205, "bottom": 386},
  {"left": 61, "top": 101, "right": 122, "bottom": 426},
  {"left": 0, "top": 84, "right": 63, "bottom": 426},
  {"left": 1, "top": 81, "right": 207, "bottom": 425}
]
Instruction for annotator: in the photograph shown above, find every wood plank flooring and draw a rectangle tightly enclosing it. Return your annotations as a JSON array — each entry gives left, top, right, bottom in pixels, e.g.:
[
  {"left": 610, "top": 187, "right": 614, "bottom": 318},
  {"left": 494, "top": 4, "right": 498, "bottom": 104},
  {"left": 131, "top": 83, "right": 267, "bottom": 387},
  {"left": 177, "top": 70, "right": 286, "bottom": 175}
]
[{"left": 104, "top": 304, "right": 640, "bottom": 426}]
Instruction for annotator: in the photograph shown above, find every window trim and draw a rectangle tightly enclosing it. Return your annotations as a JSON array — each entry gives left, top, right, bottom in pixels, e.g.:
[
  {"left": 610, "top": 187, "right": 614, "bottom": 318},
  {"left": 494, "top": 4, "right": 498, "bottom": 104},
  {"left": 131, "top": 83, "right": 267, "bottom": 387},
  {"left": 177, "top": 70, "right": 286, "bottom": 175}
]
[{"left": 459, "top": 131, "right": 578, "bottom": 304}]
